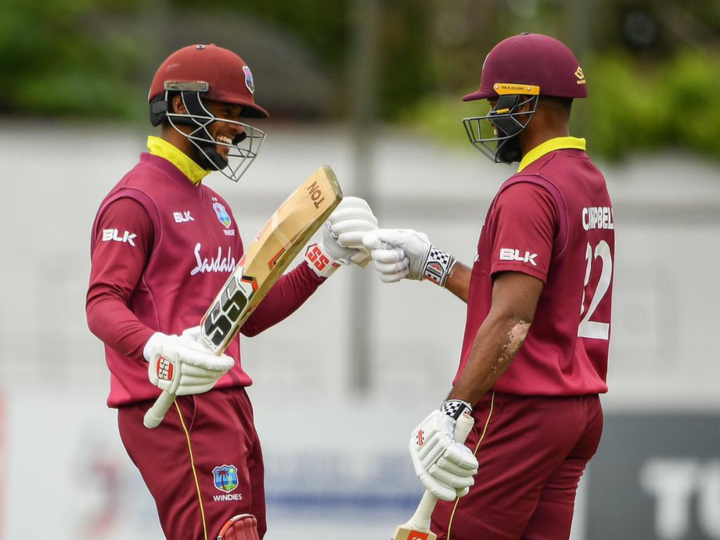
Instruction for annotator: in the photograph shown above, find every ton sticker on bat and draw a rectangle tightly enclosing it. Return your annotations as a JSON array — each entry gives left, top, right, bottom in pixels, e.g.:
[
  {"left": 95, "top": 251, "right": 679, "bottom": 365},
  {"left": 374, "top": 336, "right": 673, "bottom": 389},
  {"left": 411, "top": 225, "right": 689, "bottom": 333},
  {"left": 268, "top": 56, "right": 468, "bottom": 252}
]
[{"left": 306, "top": 180, "right": 325, "bottom": 209}]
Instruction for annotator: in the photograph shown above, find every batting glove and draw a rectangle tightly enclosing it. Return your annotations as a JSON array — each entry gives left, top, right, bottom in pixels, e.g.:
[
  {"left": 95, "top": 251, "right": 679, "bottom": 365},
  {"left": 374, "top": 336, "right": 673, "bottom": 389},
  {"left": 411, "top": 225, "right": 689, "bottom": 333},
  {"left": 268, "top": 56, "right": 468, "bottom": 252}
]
[
  {"left": 328, "top": 196, "right": 378, "bottom": 263},
  {"left": 362, "top": 229, "right": 456, "bottom": 287},
  {"left": 305, "top": 196, "right": 378, "bottom": 278},
  {"left": 409, "top": 400, "right": 478, "bottom": 501},
  {"left": 144, "top": 329, "right": 234, "bottom": 396}
]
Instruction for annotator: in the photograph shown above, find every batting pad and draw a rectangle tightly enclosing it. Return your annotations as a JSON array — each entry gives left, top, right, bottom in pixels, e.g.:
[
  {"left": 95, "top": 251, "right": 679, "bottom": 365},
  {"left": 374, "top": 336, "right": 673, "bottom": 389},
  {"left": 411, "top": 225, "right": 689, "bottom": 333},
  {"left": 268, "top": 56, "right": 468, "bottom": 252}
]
[{"left": 216, "top": 514, "right": 260, "bottom": 540}]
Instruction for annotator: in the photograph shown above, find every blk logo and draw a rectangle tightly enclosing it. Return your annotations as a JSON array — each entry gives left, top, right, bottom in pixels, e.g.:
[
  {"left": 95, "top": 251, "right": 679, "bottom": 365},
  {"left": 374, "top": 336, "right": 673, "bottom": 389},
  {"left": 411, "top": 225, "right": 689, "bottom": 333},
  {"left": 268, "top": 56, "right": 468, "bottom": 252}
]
[
  {"left": 102, "top": 228, "right": 137, "bottom": 247},
  {"left": 499, "top": 248, "right": 537, "bottom": 267},
  {"left": 173, "top": 211, "right": 194, "bottom": 223}
]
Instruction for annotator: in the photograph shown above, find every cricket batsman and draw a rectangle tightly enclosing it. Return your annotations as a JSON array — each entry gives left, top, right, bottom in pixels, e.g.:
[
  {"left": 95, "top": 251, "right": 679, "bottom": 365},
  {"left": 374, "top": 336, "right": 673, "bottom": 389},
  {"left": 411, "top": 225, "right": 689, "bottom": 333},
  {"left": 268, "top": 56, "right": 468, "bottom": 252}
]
[
  {"left": 86, "top": 44, "right": 377, "bottom": 539},
  {"left": 364, "top": 33, "right": 615, "bottom": 540}
]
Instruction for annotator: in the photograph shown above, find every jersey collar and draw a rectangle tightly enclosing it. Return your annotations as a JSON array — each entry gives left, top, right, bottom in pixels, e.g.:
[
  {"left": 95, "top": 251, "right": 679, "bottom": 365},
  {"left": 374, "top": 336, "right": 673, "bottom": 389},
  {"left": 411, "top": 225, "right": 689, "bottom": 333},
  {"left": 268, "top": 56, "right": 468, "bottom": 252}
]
[
  {"left": 517, "top": 136, "right": 587, "bottom": 173},
  {"left": 147, "top": 136, "right": 210, "bottom": 186}
]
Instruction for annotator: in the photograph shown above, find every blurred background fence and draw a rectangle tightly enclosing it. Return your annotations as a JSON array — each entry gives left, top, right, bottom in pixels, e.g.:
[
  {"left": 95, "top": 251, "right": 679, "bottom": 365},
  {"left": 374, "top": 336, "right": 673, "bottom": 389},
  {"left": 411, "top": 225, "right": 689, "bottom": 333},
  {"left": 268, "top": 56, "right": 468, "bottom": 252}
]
[{"left": 1, "top": 1, "right": 719, "bottom": 539}]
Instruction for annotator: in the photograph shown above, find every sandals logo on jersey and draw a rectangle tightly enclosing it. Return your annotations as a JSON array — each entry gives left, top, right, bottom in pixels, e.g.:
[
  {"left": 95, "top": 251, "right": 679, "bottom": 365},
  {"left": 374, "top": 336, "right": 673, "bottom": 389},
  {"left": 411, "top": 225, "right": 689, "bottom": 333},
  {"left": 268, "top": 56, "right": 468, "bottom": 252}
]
[
  {"left": 213, "top": 464, "right": 239, "bottom": 493},
  {"left": 212, "top": 198, "right": 232, "bottom": 228},
  {"left": 190, "top": 243, "right": 237, "bottom": 276}
]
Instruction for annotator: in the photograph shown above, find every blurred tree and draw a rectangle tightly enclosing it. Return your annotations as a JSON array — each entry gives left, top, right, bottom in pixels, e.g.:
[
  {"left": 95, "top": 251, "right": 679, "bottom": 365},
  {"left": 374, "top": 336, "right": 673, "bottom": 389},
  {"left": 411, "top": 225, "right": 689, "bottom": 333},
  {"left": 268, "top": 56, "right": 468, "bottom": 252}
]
[
  {"left": 0, "top": 0, "right": 719, "bottom": 160},
  {"left": 0, "top": 0, "right": 146, "bottom": 118}
]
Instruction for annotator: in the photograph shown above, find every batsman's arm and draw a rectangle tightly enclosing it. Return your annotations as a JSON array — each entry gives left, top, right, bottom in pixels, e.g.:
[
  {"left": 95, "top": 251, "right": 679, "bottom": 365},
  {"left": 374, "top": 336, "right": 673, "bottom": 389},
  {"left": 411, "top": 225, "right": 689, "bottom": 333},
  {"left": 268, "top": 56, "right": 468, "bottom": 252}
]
[
  {"left": 448, "top": 271, "right": 543, "bottom": 405},
  {"left": 443, "top": 262, "right": 471, "bottom": 303},
  {"left": 240, "top": 262, "right": 323, "bottom": 337},
  {"left": 87, "top": 198, "right": 156, "bottom": 360}
]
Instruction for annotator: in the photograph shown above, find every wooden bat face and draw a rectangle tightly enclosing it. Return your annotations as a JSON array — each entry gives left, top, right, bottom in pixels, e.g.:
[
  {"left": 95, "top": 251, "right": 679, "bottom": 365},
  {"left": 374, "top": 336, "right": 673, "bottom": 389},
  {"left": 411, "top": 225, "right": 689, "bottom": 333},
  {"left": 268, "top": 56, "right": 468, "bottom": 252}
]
[
  {"left": 143, "top": 165, "right": 342, "bottom": 429},
  {"left": 200, "top": 165, "right": 342, "bottom": 355}
]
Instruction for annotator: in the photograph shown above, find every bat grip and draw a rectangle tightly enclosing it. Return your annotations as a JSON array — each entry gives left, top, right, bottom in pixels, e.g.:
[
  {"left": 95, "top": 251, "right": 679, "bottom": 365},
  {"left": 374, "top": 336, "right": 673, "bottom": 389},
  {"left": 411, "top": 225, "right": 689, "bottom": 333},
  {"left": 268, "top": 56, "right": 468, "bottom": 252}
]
[
  {"left": 405, "top": 491, "right": 440, "bottom": 533},
  {"left": 143, "top": 391, "right": 176, "bottom": 429},
  {"left": 405, "top": 412, "right": 475, "bottom": 532}
]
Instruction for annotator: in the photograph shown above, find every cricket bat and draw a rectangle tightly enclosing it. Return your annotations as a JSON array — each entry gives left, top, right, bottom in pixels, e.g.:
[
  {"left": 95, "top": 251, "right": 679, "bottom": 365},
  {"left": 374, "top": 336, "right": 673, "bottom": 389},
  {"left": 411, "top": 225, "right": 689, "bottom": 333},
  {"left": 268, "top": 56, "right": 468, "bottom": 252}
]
[
  {"left": 143, "top": 165, "right": 343, "bottom": 429},
  {"left": 391, "top": 412, "right": 475, "bottom": 540}
]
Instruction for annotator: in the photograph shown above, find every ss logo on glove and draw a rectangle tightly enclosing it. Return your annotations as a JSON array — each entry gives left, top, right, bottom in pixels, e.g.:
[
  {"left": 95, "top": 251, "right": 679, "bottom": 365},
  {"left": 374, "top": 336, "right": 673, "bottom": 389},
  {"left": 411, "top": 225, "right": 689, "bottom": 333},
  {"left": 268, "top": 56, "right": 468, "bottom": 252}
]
[
  {"left": 306, "top": 244, "right": 330, "bottom": 271},
  {"left": 155, "top": 356, "right": 174, "bottom": 381}
]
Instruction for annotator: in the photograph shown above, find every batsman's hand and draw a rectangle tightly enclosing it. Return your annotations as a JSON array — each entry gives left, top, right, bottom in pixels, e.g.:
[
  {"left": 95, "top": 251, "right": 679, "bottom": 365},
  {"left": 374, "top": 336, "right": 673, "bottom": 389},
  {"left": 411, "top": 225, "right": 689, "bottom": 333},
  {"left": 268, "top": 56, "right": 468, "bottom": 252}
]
[
  {"left": 362, "top": 229, "right": 456, "bottom": 287},
  {"left": 409, "top": 401, "right": 478, "bottom": 501},
  {"left": 305, "top": 196, "right": 378, "bottom": 277},
  {"left": 328, "top": 196, "right": 378, "bottom": 262},
  {"left": 144, "top": 329, "right": 234, "bottom": 396}
]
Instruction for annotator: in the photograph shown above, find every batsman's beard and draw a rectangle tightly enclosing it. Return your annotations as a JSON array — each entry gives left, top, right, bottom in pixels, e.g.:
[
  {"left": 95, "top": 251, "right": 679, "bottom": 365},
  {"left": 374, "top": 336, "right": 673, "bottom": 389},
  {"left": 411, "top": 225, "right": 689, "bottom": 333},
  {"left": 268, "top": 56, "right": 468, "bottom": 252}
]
[{"left": 497, "top": 132, "right": 523, "bottom": 164}]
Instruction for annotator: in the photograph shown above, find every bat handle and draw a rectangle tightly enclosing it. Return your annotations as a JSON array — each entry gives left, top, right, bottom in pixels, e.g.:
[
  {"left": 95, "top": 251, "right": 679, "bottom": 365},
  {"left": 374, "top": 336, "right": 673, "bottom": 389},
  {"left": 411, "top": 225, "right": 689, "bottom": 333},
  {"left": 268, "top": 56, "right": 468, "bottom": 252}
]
[
  {"left": 143, "top": 391, "right": 177, "bottom": 429},
  {"left": 405, "top": 412, "right": 475, "bottom": 532},
  {"left": 405, "top": 491, "right": 439, "bottom": 532}
]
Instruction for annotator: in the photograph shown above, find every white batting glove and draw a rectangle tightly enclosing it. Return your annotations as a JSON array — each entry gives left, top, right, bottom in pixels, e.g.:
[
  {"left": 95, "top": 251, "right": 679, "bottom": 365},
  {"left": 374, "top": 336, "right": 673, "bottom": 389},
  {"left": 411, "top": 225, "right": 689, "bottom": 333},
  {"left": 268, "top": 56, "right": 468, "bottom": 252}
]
[
  {"left": 409, "top": 400, "right": 478, "bottom": 501},
  {"left": 328, "top": 197, "right": 378, "bottom": 265},
  {"left": 144, "top": 329, "right": 234, "bottom": 396},
  {"left": 362, "top": 229, "right": 456, "bottom": 287},
  {"left": 305, "top": 197, "right": 378, "bottom": 278}
]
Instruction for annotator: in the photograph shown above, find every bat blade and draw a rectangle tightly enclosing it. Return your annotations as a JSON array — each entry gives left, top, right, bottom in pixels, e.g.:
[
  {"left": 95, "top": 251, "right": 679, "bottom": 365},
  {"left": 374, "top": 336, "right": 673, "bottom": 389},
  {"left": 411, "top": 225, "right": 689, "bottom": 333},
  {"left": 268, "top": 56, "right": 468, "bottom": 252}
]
[
  {"left": 143, "top": 165, "right": 342, "bottom": 428},
  {"left": 200, "top": 164, "right": 342, "bottom": 354},
  {"left": 389, "top": 412, "right": 475, "bottom": 540}
]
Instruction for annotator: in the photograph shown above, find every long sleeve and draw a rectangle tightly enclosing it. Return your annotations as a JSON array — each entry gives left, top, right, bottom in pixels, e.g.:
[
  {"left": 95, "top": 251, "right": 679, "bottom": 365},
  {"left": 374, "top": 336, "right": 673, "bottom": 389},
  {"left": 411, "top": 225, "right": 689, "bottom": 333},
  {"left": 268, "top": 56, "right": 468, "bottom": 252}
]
[
  {"left": 86, "top": 197, "right": 156, "bottom": 360},
  {"left": 240, "top": 259, "right": 325, "bottom": 337}
]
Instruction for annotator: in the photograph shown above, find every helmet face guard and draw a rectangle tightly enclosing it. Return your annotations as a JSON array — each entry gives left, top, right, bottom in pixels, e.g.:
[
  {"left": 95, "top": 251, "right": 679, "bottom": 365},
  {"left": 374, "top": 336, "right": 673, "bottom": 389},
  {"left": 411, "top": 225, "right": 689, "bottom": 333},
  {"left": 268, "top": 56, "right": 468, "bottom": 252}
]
[
  {"left": 163, "top": 83, "right": 265, "bottom": 182},
  {"left": 148, "top": 45, "right": 269, "bottom": 182},
  {"left": 461, "top": 34, "right": 588, "bottom": 164},
  {"left": 462, "top": 85, "right": 539, "bottom": 164}
]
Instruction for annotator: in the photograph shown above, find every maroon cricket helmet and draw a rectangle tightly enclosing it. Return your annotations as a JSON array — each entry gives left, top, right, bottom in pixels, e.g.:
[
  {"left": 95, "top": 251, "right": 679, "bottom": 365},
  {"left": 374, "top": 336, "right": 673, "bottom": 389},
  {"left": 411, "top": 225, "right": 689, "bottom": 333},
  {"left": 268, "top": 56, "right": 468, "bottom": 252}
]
[
  {"left": 463, "top": 33, "right": 588, "bottom": 102},
  {"left": 148, "top": 44, "right": 268, "bottom": 118}
]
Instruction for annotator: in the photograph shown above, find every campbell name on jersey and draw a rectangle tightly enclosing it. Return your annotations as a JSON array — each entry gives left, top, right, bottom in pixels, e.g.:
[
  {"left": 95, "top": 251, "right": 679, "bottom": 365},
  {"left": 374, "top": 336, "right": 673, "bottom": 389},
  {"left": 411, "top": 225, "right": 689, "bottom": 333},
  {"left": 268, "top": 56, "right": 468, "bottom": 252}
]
[{"left": 458, "top": 139, "right": 615, "bottom": 397}]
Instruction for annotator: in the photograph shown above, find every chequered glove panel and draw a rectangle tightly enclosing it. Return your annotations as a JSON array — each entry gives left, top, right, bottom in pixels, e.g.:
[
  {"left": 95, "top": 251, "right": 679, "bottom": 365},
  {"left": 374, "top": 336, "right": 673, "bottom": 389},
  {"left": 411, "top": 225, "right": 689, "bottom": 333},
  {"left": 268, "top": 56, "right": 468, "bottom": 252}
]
[
  {"left": 423, "top": 246, "right": 456, "bottom": 287},
  {"left": 441, "top": 399, "right": 473, "bottom": 420}
]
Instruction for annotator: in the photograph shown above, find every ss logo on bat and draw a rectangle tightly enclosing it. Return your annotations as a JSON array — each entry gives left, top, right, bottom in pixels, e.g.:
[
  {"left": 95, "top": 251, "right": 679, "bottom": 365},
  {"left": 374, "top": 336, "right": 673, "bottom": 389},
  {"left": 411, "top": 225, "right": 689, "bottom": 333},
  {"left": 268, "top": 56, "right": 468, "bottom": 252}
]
[{"left": 203, "top": 273, "right": 254, "bottom": 348}]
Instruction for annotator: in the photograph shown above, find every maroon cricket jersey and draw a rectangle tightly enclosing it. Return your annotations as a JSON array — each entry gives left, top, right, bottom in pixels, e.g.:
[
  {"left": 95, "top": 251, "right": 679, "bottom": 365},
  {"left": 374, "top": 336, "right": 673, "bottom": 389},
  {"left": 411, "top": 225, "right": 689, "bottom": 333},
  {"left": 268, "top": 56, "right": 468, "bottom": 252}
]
[
  {"left": 457, "top": 137, "right": 614, "bottom": 396},
  {"left": 87, "top": 152, "right": 324, "bottom": 407}
]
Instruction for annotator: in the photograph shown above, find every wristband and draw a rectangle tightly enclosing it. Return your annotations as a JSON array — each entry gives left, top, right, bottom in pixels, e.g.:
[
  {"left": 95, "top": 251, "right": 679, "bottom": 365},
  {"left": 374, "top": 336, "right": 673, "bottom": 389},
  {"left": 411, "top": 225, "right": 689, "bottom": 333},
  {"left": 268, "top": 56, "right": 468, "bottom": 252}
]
[{"left": 423, "top": 246, "right": 456, "bottom": 288}]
